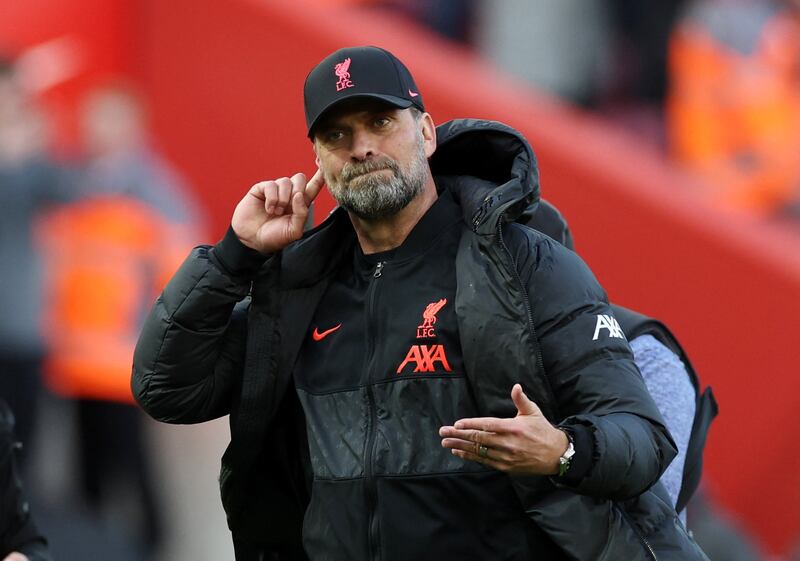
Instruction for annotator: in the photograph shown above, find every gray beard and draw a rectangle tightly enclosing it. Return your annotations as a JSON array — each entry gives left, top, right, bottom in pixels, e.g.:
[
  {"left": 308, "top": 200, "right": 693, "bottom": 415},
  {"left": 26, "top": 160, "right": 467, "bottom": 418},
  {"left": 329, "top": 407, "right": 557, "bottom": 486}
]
[{"left": 326, "top": 138, "right": 428, "bottom": 220}]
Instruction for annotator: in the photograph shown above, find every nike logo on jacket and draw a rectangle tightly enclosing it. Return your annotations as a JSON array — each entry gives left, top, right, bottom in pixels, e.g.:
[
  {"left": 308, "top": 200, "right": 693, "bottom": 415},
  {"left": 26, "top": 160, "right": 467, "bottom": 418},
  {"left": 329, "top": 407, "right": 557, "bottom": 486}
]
[{"left": 312, "top": 324, "right": 342, "bottom": 341}]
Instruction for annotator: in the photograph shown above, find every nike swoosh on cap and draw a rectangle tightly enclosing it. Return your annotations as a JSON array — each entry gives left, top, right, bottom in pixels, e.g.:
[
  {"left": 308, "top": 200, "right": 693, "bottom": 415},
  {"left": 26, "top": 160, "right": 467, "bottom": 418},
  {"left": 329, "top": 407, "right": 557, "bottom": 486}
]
[
  {"left": 408, "top": 89, "right": 419, "bottom": 97},
  {"left": 312, "top": 324, "right": 342, "bottom": 341}
]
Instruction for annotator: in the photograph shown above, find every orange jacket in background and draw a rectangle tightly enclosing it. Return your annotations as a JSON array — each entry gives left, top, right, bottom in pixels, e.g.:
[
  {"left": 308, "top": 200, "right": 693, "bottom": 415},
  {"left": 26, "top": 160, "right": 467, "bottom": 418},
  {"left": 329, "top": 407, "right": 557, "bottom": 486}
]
[
  {"left": 667, "top": 0, "right": 800, "bottom": 213},
  {"left": 37, "top": 196, "right": 193, "bottom": 403}
]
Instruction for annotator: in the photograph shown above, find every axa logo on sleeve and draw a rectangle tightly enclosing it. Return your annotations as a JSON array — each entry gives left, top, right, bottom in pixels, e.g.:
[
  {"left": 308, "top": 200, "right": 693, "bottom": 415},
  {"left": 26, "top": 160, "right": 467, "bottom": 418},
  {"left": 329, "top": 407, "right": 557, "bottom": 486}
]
[
  {"left": 397, "top": 298, "right": 452, "bottom": 374},
  {"left": 592, "top": 314, "right": 626, "bottom": 341}
]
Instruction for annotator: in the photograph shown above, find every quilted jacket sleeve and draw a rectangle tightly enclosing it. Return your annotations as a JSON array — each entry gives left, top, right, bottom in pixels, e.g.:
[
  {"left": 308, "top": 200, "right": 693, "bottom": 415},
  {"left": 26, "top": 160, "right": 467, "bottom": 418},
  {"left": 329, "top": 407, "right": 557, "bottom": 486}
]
[
  {"left": 511, "top": 225, "right": 677, "bottom": 500},
  {"left": 132, "top": 230, "right": 267, "bottom": 424}
]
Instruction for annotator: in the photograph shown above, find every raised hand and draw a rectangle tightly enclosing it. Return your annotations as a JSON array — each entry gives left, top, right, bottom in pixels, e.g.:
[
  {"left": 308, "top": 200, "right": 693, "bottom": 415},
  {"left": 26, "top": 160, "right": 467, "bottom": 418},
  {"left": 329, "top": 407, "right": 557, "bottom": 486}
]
[
  {"left": 231, "top": 169, "right": 325, "bottom": 254},
  {"left": 439, "top": 384, "right": 569, "bottom": 475}
]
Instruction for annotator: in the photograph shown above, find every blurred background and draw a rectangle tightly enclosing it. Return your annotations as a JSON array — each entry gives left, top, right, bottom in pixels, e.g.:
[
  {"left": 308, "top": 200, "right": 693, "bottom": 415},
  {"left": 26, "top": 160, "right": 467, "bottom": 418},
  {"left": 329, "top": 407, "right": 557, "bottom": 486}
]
[{"left": 1, "top": 0, "right": 799, "bottom": 559}]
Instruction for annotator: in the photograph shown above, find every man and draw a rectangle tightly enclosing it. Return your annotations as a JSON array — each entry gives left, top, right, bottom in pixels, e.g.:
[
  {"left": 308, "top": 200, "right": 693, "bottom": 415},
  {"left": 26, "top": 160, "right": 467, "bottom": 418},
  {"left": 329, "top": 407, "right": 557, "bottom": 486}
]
[
  {"left": 37, "top": 83, "right": 200, "bottom": 554},
  {"left": 132, "top": 46, "right": 705, "bottom": 560},
  {"left": 0, "top": 55, "right": 69, "bottom": 452}
]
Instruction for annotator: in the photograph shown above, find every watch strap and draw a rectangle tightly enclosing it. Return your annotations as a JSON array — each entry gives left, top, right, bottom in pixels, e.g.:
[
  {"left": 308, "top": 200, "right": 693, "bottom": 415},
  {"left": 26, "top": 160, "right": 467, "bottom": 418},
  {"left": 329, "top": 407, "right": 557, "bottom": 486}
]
[{"left": 557, "top": 429, "right": 576, "bottom": 477}]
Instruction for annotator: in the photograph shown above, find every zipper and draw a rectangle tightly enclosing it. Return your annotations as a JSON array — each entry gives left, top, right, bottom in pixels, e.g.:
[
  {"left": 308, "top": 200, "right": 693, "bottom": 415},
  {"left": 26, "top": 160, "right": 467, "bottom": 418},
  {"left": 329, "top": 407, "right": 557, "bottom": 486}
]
[
  {"left": 615, "top": 503, "right": 658, "bottom": 561},
  {"left": 471, "top": 196, "right": 494, "bottom": 230},
  {"left": 496, "top": 220, "right": 558, "bottom": 419},
  {"left": 364, "top": 259, "right": 385, "bottom": 561}
]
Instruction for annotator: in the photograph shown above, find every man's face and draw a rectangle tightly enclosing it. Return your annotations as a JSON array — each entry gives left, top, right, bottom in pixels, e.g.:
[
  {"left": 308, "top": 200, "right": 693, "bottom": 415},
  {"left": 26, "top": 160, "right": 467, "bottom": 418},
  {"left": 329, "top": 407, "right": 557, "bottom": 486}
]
[{"left": 313, "top": 99, "right": 435, "bottom": 220}]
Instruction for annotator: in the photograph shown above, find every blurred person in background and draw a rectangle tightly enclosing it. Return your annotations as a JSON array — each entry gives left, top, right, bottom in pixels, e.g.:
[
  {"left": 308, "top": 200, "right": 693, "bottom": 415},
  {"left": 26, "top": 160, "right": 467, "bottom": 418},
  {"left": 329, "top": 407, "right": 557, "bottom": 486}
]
[
  {"left": 1, "top": 398, "right": 51, "bottom": 561},
  {"left": 36, "top": 81, "right": 202, "bottom": 559},
  {"left": 599, "top": 0, "right": 689, "bottom": 146},
  {"left": 667, "top": 0, "right": 800, "bottom": 220},
  {"left": 379, "top": 0, "right": 475, "bottom": 43},
  {"left": 304, "top": 0, "right": 475, "bottom": 43},
  {"left": 475, "top": 0, "right": 611, "bottom": 106},
  {"left": 476, "top": 0, "right": 689, "bottom": 147},
  {"left": 0, "top": 55, "right": 69, "bottom": 458}
]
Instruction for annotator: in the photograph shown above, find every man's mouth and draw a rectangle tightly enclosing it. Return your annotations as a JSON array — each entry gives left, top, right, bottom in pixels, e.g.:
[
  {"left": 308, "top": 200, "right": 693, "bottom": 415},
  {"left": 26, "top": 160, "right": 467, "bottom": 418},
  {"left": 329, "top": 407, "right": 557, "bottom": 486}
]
[{"left": 348, "top": 167, "right": 393, "bottom": 181}]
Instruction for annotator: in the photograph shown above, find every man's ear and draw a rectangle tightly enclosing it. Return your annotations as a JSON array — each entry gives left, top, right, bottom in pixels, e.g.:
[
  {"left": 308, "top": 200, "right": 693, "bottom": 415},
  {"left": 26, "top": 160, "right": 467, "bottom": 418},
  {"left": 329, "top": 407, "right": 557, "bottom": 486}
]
[
  {"left": 420, "top": 112, "right": 437, "bottom": 158},
  {"left": 312, "top": 141, "right": 321, "bottom": 168}
]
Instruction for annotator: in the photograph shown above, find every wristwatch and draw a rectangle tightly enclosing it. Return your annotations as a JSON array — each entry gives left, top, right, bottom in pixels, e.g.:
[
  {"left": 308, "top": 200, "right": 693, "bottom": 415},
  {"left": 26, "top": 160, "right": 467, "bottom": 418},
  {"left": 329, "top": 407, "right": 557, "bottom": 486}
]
[{"left": 557, "top": 430, "right": 576, "bottom": 477}]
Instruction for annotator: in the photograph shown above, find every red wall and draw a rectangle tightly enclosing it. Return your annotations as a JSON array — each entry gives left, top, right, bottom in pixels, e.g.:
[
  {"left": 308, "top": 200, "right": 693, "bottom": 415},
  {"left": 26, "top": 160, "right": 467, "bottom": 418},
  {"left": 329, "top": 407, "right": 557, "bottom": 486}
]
[
  {"left": 0, "top": 0, "right": 135, "bottom": 150},
  {"left": 5, "top": 0, "right": 800, "bottom": 555}
]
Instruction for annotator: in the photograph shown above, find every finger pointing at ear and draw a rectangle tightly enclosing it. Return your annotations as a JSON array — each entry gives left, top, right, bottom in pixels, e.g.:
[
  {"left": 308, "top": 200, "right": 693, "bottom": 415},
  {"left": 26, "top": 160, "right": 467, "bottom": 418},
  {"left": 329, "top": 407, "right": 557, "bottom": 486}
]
[{"left": 303, "top": 168, "right": 325, "bottom": 205}]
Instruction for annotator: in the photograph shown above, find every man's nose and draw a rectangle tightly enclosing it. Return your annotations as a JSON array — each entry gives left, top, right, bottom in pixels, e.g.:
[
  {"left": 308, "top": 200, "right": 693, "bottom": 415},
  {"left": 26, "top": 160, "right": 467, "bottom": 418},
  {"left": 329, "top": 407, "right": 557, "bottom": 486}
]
[{"left": 350, "top": 129, "right": 377, "bottom": 161}]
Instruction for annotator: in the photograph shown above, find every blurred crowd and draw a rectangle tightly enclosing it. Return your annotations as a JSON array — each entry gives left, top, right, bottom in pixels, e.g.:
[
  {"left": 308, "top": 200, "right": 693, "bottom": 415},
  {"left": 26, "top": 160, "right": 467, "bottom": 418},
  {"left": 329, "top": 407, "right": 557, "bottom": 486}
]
[
  {"left": 0, "top": 54, "right": 202, "bottom": 560},
  {"left": 382, "top": 0, "right": 800, "bottom": 229},
  {"left": 2, "top": 0, "right": 799, "bottom": 560}
]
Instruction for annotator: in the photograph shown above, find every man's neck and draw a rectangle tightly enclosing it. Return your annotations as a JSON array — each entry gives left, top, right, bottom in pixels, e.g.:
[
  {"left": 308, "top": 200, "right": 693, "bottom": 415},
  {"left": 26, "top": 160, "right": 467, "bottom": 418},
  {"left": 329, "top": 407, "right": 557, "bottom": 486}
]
[{"left": 351, "top": 180, "right": 438, "bottom": 255}]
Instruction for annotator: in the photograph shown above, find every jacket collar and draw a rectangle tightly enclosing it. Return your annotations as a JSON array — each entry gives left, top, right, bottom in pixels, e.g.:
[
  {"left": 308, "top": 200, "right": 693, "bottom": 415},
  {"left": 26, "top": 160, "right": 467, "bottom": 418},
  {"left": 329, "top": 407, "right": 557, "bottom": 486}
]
[
  {"left": 430, "top": 119, "right": 540, "bottom": 235},
  {"left": 355, "top": 187, "right": 461, "bottom": 266}
]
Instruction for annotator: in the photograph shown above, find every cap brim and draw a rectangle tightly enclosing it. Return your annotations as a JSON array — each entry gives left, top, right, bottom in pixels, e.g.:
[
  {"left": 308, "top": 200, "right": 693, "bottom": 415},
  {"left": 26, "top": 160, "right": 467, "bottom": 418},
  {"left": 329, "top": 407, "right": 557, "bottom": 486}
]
[{"left": 307, "top": 93, "right": 415, "bottom": 137}]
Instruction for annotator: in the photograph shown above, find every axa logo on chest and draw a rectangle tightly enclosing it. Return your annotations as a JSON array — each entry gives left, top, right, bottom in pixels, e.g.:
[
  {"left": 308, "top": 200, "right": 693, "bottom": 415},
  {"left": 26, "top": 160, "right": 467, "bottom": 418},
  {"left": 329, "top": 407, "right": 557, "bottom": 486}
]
[
  {"left": 397, "top": 298, "right": 453, "bottom": 375},
  {"left": 397, "top": 345, "right": 452, "bottom": 374}
]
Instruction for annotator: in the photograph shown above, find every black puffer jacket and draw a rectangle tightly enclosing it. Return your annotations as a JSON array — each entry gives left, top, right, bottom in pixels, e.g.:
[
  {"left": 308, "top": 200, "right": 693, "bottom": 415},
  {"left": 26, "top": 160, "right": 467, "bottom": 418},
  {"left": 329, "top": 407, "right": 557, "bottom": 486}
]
[{"left": 133, "top": 119, "right": 705, "bottom": 560}]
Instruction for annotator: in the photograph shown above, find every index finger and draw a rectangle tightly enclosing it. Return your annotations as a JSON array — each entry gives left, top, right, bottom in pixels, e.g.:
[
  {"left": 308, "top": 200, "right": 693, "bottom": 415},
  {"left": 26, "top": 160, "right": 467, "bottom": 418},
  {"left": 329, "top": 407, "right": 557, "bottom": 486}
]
[
  {"left": 452, "top": 417, "right": 512, "bottom": 433},
  {"left": 304, "top": 168, "right": 325, "bottom": 204}
]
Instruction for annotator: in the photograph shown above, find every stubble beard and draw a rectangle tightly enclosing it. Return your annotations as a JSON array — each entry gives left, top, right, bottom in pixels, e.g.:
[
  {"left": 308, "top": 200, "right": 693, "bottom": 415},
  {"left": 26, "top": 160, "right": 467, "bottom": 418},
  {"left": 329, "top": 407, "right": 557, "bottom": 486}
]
[{"left": 325, "top": 135, "right": 429, "bottom": 220}]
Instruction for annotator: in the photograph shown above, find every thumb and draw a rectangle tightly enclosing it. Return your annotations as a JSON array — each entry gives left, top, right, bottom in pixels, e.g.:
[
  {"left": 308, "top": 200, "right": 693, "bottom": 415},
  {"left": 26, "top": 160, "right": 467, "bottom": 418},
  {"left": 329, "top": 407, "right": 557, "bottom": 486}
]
[{"left": 511, "top": 384, "right": 540, "bottom": 416}]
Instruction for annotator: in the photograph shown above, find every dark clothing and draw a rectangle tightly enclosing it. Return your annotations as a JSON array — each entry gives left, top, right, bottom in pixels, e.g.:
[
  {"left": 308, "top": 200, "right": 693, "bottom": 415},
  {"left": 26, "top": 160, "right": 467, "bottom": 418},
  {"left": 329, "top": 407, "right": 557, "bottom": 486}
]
[
  {"left": 293, "top": 190, "right": 564, "bottom": 561},
  {"left": 133, "top": 119, "right": 699, "bottom": 560},
  {"left": 0, "top": 157, "right": 69, "bottom": 463},
  {"left": 0, "top": 399, "right": 51, "bottom": 561},
  {"left": 611, "top": 305, "right": 718, "bottom": 514},
  {"left": 0, "top": 354, "right": 41, "bottom": 454},
  {"left": 76, "top": 399, "right": 163, "bottom": 551},
  {"left": 0, "top": 156, "right": 69, "bottom": 357},
  {"left": 526, "top": 199, "right": 718, "bottom": 515}
]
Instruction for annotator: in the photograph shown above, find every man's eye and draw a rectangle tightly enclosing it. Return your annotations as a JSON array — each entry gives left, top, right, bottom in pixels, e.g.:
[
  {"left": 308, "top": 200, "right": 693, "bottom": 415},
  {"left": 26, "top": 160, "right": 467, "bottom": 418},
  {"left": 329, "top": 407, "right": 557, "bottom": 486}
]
[
  {"left": 374, "top": 117, "right": 391, "bottom": 128},
  {"left": 325, "top": 131, "right": 344, "bottom": 142}
]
